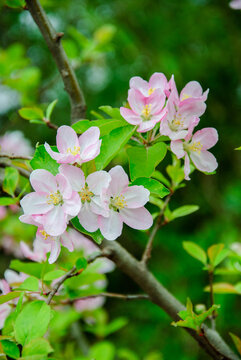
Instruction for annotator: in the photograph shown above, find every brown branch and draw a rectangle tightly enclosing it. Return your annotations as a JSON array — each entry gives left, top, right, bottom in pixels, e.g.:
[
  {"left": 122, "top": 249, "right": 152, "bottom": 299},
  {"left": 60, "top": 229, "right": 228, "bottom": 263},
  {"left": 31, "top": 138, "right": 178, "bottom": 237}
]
[
  {"left": 43, "top": 118, "right": 58, "bottom": 131},
  {"left": 0, "top": 154, "right": 31, "bottom": 161},
  {"left": 141, "top": 192, "right": 172, "bottom": 264},
  {"left": 62, "top": 293, "right": 150, "bottom": 304},
  {"left": 25, "top": 0, "right": 86, "bottom": 122},
  {"left": 100, "top": 239, "right": 240, "bottom": 360}
]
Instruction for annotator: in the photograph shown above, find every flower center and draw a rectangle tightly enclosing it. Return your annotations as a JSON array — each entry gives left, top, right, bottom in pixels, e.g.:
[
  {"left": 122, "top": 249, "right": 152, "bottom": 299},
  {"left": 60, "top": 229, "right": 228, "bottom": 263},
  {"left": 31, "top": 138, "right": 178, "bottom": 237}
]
[
  {"left": 181, "top": 93, "right": 191, "bottom": 101},
  {"left": 67, "top": 146, "right": 80, "bottom": 156},
  {"left": 40, "top": 230, "right": 50, "bottom": 240},
  {"left": 148, "top": 87, "right": 155, "bottom": 96},
  {"left": 188, "top": 141, "right": 203, "bottom": 154},
  {"left": 169, "top": 114, "right": 184, "bottom": 131},
  {"left": 141, "top": 104, "right": 152, "bottom": 120},
  {"left": 79, "top": 185, "right": 94, "bottom": 203},
  {"left": 110, "top": 195, "right": 127, "bottom": 212},
  {"left": 46, "top": 191, "right": 63, "bottom": 205}
]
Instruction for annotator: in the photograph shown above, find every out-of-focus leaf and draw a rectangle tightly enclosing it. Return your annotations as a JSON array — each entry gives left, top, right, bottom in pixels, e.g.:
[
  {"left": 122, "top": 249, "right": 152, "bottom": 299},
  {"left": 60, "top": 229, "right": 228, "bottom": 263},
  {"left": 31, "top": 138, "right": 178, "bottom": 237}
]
[
  {"left": 22, "top": 338, "right": 53, "bottom": 357},
  {"left": 229, "top": 333, "right": 241, "bottom": 355},
  {"left": 4, "top": 0, "right": 25, "bottom": 8},
  {"left": 43, "top": 270, "right": 65, "bottom": 281},
  {"left": 0, "top": 197, "right": 19, "bottom": 206},
  {"left": 72, "top": 118, "right": 128, "bottom": 136},
  {"left": 10, "top": 260, "right": 54, "bottom": 279},
  {"left": 0, "top": 292, "right": 21, "bottom": 305},
  {"left": 171, "top": 205, "right": 199, "bottom": 220},
  {"left": 76, "top": 257, "right": 88, "bottom": 270},
  {"left": 207, "top": 244, "right": 229, "bottom": 267},
  {"left": 204, "top": 282, "right": 241, "bottom": 294},
  {"left": 17, "top": 277, "right": 39, "bottom": 292},
  {"left": 46, "top": 99, "right": 58, "bottom": 120},
  {"left": 0, "top": 340, "right": 20, "bottom": 359},
  {"left": 183, "top": 242, "right": 207, "bottom": 265},
  {"left": 18, "top": 107, "right": 44, "bottom": 121},
  {"left": 3, "top": 167, "right": 19, "bottom": 197}
]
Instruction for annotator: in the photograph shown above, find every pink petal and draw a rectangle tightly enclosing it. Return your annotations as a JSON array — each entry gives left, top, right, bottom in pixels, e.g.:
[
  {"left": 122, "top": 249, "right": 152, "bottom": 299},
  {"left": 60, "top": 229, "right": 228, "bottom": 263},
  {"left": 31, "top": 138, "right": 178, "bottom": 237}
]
[
  {"left": 80, "top": 140, "right": 101, "bottom": 162},
  {"left": 130, "top": 76, "right": 149, "bottom": 96},
  {"left": 120, "top": 107, "right": 141, "bottom": 125},
  {"left": 191, "top": 128, "right": 218, "bottom": 150},
  {"left": 59, "top": 164, "right": 85, "bottom": 191},
  {"left": 78, "top": 202, "right": 99, "bottom": 232},
  {"left": 184, "top": 153, "right": 191, "bottom": 180},
  {"left": 0, "top": 304, "right": 11, "bottom": 329},
  {"left": 137, "top": 119, "right": 157, "bottom": 133},
  {"left": 30, "top": 169, "right": 57, "bottom": 194},
  {"left": 86, "top": 171, "right": 111, "bottom": 195},
  {"left": 60, "top": 232, "right": 74, "bottom": 252},
  {"left": 43, "top": 206, "right": 67, "bottom": 236},
  {"left": 147, "top": 89, "right": 165, "bottom": 114},
  {"left": 108, "top": 165, "right": 129, "bottom": 196},
  {"left": 149, "top": 72, "right": 168, "bottom": 91},
  {"left": 190, "top": 150, "right": 218, "bottom": 173},
  {"left": 62, "top": 192, "right": 81, "bottom": 217},
  {"left": 56, "top": 125, "right": 79, "bottom": 153},
  {"left": 20, "top": 241, "right": 42, "bottom": 262},
  {"left": 56, "top": 173, "right": 72, "bottom": 199},
  {"left": 0, "top": 280, "right": 10, "bottom": 295},
  {"left": 99, "top": 210, "right": 123, "bottom": 240},
  {"left": 169, "top": 130, "right": 188, "bottom": 141},
  {"left": 120, "top": 207, "right": 153, "bottom": 230},
  {"left": 48, "top": 239, "right": 61, "bottom": 264},
  {"left": 185, "top": 117, "right": 200, "bottom": 141},
  {"left": 128, "top": 88, "right": 145, "bottom": 114},
  {"left": 170, "top": 140, "right": 185, "bottom": 159},
  {"left": 123, "top": 185, "right": 150, "bottom": 208},
  {"left": 44, "top": 143, "right": 76, "bottom": 164},
  {"left": 180, "top": 81, "right": 204, "bottom": 100},
  {"left": 179, "top": 99, "right": 207, "bottom": 118},
  {"left": 90, "top": 196, "right": 109, "bottom": 217},
  {"left": 79, "top": 126, "right": 100, "bottom": 150},
  {"left": 20, "top": 192, "right": 53, "bottom": 215}
]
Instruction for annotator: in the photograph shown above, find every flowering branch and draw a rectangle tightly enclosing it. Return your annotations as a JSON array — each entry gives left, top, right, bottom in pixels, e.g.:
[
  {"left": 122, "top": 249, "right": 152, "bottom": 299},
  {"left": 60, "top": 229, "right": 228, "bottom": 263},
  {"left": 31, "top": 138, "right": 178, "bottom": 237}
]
[{"left": 25, "top": 0, "right": 86, "bottom": 122}]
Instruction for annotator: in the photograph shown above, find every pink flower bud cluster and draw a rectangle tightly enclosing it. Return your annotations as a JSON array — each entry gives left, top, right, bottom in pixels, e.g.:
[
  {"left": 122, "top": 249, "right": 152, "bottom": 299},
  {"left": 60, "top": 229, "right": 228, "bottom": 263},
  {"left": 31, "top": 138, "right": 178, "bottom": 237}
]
[
  {"left": 120, "top": 73, "right": 218, "bottom": 179},
  {"left": 19, "top": 126, "right": 153, "bottom": 262}
]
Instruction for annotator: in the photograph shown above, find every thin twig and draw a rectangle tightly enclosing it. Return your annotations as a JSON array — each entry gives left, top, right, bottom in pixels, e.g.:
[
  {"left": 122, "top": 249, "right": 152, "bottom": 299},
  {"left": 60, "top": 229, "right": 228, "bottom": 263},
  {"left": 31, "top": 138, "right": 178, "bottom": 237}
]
[
  {"left": 141, "top": 192, "right": 172, "bottom": 264},
  {"left": 61, "top": 292, "right": 150, "bottom": 304},
  {"left": 25, "top": 0, "right": 86, "bottom": 122},
  {"left": 208, "top": 270, "right": 217, "bottom": 330},
  {"left": 43, "top": 118, "right": 58, "bottom": 131},
  {"left": 0, "top": 154, "right": 31, "bottom": 161},
  {"left": 0, "top": 158, "right": 31, "bottom": 178}
]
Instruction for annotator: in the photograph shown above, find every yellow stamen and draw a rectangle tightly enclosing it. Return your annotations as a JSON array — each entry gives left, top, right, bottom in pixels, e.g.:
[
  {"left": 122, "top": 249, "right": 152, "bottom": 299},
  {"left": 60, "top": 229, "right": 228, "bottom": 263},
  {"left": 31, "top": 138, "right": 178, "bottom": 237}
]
[
  {"left": 142, "top": 104, "right": 152, "bottom": 118},
  {"left": 181, "top": 93, "right": 191, "bottom": 100},
  {"left": 67, "top": 146, "right": 80, "bottom": 156},
  {"left": 189, "top": 141, "right": 203, "bottom": 154},
  {"left": 46, "top": 191, "right": 62, "bottom": 205},
  {"left": 148, "top": 87, "right": 155, "bottom": 96},
  {"left": 40, "top": 230, "right": 50, "bottom": 240},
  {"left": 111, "top": 195, "right": 127, "bottom": 211},
  {"left": 79, "top": 185, "right": 94, "bottom": 202}
]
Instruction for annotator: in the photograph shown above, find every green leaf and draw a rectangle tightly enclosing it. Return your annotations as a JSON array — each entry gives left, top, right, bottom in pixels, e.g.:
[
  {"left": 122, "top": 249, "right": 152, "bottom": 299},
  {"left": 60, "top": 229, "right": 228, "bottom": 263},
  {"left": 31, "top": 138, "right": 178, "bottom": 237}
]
[
  {"left": 0, "top": 340, "right": 20, "bottom": 359},
  {"left": 72, "top": 119, "right": 128, "bottom": 137},
  {"left": 99, "top": 105, "right": 123, "bottom": 120},
  {"left": 71, "top": 217, "right": 104, "bottom": 245},
  {"left": 127, "top": 142, "right": 167, "bottom": 181},
  {"left": 14, "top": 300, "right": 51, "bottom": 346},
  {"left": 76, "top": 257, "right": 88, "bottom": 270},
  {"left": 3, "top": 167, "right": 19, "bottom": 197},
  {"left": 10, "top": 260, "right": 54, "bottom": 279},
  {"left": 30, "top": 145, "right": 59, "bottom": 175},
  {"left": 90, "top": 341, "right": 115, "bottom": 360},
  {"left": 171, "top": 205, "right": 199, "bottom": 220},
  {"left": 0, "top": 197, "right": 19, "bottom": 206},
  {"left": 19, "top": 107, "right": 44, "bottom": 121},
  {"left": 102, "top": 317, "right": 128, "bottom": 337},
  {"left": 131, "top": 177, "right": 170, "bottom": 198},
  {"left": 4, "top": 0, "right": 25, "bottom": 8},
  {"left": 235, "top": 146, "right": 241, "bottom": 151},
  {"left": 151, "top": 170, "right": 171, "bottom": 188},
  {"left": 17, "top": 277, "right": 39, "bottom": 292},
  {"left": 43, "top": 270, "right": 66, "bottom": 281},
  {"left": 22, "top": 338, "right": 53, "bottom": 357},
  {"left": 0, "top": 292, "right": 21, "bottom": 305},
  {"left": 46, "top": 99, "right": 58, "bottom": 120},
  {"left": 229, "top": 333, "right": 241, "bottom": 355},
  {"left": 207, "top": 244, "right": 228, "bottom": 267},
  {"left": 204, "top": 282, "right": 241, "bottom": 294},
  {"left": 183, "top": 241, "right": 207, "bottom": 265},
  {"left": 95, "top": 125, "right": 135, "bottom": 170}
]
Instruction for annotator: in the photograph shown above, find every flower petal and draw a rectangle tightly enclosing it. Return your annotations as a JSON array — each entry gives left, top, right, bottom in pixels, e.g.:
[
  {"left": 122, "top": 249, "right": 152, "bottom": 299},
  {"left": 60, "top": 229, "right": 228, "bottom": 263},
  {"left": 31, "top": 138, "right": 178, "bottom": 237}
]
[
  {"left": 123, "top": 185, "right": 150, "bottom": 208},
  {"left": 130, "top": 76, "right": 149, "bottom": 96},
  {"left": 108, "top": 165, "right": 129, "bottom": 196},
  {"left": 128, "top": 88, "right": 145, "bottom": 114},
  {"left": 79, "top": 126, "right": 100, "bottom": 150},
  {"left": 99, "top": 210, "right": 123, "bottom": 240},
  {"left": 120, "top": 207, "right": 153, "bottom": 230},
  {"left": 147, "top": 89, "right": 165, "bottom": 114},
  {"left": 56, "top": 125, "right": 79, "bottom": 153},
  {"left": 191, "top": 128, "right": 218, "bottom": 150},
  {"left": 120, "top": 107, "right": 141, "bottom": 125},
  {"left": 60, "top": 232, "right": 74, "bottom": 252},
  {"left": 48, "top": 239, "right": 61, "bottom": 264},
  {"left": 80, "top": 140, "right": 101, "bottom": 162},
  {"left": 184, "top": 153, "right": 191, "bottom": 180},
  {"left": 20, "top": 192, "right": 53, "bottom": 215},
  {"left": 87, "top": 171, "right": 111, "bottom": 195},
  {"left": 43, "top": 206, "right": 67, "bottom": 236},
  {"left": 30, "top": 169, "right": 57, "bottom": 194},
  {"left": 44, "top": 143, "right": 75, "bottom": 164},
  {"left": 59, "top": 164, "right": 85, "bottom": 191},
  {"left": 78, "top": 202, "right": 99, "bottom": 232},
  {"left": 190, "top": 150, "right": 218, "bottom": 173},
  {"left": 62, "top": 192, "right": 81, "bottom": 217},
  {"left": 137, "top": 119, "right": 157, "bottom": 133},
  {"left": 149, "top": 72, "right": 168, "bottom": 92},
  {"left": 56, "top": 173, "right": 72, "bottom": 199},
  {"left": 170, "top": 140, "right": 185, "bottom": 159}
]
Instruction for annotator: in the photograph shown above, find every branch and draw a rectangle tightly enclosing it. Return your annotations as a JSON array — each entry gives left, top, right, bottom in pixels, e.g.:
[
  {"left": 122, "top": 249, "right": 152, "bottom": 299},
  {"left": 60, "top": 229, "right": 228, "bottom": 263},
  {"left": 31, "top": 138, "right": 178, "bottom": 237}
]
[
  {"left": 0, "top": 158, "right": 31, "bottom": 179},
  {"left": 0, "top": 154, "right": 31, "bottom": 161},
  {"left": 141, "top": 192, "right": 172, "bottom": 264},
  {"left": 100, "top": 239, "right": 239, "bottom": 360},
  {"left": 25, "top": 0, "right": 86, "bottom": 122},
  {"left": 62, "top": 293, "right": 150, "bottom": 304}
]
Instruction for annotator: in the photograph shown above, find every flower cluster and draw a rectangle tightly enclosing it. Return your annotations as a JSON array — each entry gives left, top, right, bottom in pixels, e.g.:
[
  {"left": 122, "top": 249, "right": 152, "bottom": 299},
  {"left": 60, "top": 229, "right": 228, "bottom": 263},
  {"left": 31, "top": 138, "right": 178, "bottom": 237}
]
[
  {"left": 19, "top": 126, "right": 152, "bottom": 261},
  {"left": 120, "top": 73, "right": 218, "bottom": 179},
  {"left": 0, "top": 130, "right": 33, "bottom": 157}
]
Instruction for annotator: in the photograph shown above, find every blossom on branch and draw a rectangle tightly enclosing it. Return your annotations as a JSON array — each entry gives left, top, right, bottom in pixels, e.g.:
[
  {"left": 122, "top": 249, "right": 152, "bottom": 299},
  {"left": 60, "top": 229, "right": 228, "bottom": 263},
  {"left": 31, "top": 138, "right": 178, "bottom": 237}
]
[
  {"left": 44, "top": 125, "right": 101, "bottom": 165},
  {"left": 129, "top": 72, "right": 169, "bottom": 97}
]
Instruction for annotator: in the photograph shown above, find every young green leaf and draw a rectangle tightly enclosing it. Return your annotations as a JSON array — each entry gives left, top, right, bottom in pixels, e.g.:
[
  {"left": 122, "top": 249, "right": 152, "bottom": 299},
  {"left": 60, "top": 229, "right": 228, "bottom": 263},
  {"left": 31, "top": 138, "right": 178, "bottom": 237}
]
[
  {"left": 43, "top": 270, "right": 66, "bottom": 281},
  {"left": 204, "top": 282, "right": 241, "bottom": 294},
  {"left": 22, "top": 338, "right": 53, "bottom": 357},
  {"left": 76, "top": 257, "right": 88, "bottom": 270},
  {"left": 0, "top": 340, "right": 20, "bottom": 359},
  {"left": 183, "top": 241, "right": 207, "bottom": 265},
  {"left": 4, "top": 0, "right": 25, "bottom": 8},
  {"left": 207, "top": 244, "right": 229, "bottom": 267},
  {"left": 72, "top": 119, "right": 128, "bottom": 137},
  {"left": 171, "top": 205, "right": 199, "bottom": 220},
  {"left": 99, "top": 105, "right": 123, "bottom": 120},
  {"left": 30, "top": 145, "right": 59, "bottom": 175},
  {"left": 17, "top": 276, "right": 39, "bottom": 292},
  {"left": 14, "top": 300, "right": 51, "bottom": 346},
  {"left": 0, "top": 292, "right": 21, "bottom": 305},
  {"left": 131, "top": 177, "right": 170, "bottom": 198},
  {"left": 0, "top": 197, "right": 19, "bottom": 206},
  {"left": 151, "top": 170, "right": 171, "bottom": 187},
  {"left": 95, "top": 125, "right": 135, "bottom": 170},
  {"left": 3, "top": 167, "right": 19, "bottom": 197},
  {"left": 10, "top": 260, "right": 54, "bottom": 279},
  {"left": 71, "top": 217, "right": 104, "bottom": 245},
  {"left": 46, "top": 99, "right": 58, "bottom": 120},
  {"left": 127, "top": 142, "right": 167, "bottom": 181},
  {"left": 18, "top": 107, "right": 44, "bottom": 121}
]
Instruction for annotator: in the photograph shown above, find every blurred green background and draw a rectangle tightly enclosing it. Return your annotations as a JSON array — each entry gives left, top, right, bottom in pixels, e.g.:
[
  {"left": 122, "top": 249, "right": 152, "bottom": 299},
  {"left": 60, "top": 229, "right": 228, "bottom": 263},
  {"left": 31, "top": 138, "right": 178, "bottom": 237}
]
[{"left": 0, "top": 0, "right": 241, "bottom": 359}]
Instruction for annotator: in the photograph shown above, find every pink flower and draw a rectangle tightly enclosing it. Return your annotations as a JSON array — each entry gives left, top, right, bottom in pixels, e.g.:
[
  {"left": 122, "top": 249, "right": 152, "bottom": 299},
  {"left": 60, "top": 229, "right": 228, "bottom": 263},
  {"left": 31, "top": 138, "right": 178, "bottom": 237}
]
[
  {"left": 129, "top": 73, "right": 169, "bottom": 97},
  {"left": 160, "top": 81, "right": 208, "bottom": 140},
  {"left": 120, "top": 88, "right": 167, "bottom": 133},
  {"left": 59, "top": 165, "right": 111, "bottom": 232},
  {"left": 0, "top": 206, "right": 7, "bottom": 220},
  {"left": 98, "top": 166, "right": 153, "bottom": 240},
  {"left": 230, "top": 0, "right": 241, "bottom": 9},
  {"left": 0, "top": 131, "right": 33, "bottom": 157},
  {"left": 20, "top": 169, "right": 81, "bottom": 236},
  {"left": 171, "top": 127, "right": 218, "bottom": 180},
  {"left": 74, "top": 297, "right": 105, "bottom": 312},
  {"left": 45, "top": 126, "right": 101, "bottom": 165}
]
